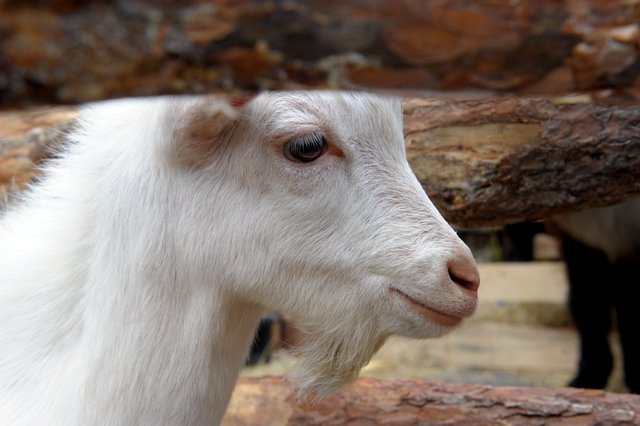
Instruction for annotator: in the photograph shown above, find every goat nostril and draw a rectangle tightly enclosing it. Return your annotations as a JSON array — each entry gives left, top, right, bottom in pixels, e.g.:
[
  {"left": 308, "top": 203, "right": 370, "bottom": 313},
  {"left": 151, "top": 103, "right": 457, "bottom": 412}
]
[
  {"left": 448, "top": 258, "right": 480, "bottom": 293},
  {"left": 449, "top": 270, "right": 479, "bottom": 292}
]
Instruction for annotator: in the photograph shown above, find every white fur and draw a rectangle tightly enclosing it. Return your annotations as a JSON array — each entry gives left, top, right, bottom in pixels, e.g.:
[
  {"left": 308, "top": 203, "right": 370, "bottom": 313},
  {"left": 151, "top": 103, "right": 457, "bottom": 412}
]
[
  {"left": 551, "top": 198, "right": 640, "bottom": 261},
  {"left": 0, "top": 92, "right": 478, "bottom": 425}
]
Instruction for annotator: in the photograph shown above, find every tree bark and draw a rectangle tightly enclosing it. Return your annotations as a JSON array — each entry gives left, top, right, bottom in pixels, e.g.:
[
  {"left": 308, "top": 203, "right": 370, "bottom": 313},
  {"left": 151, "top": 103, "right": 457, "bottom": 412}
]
[
  {"left": 1, "top": 98, "right": 639, "bottom": 226},
  {"left": 403, "top": 97, "right": 640, "bottom": 227},
  {"left": 1, "top": 1, "right": 639, "bottom": 107},
  {"left": 223, "top": 376, "right": 640, "bottom": 425}
]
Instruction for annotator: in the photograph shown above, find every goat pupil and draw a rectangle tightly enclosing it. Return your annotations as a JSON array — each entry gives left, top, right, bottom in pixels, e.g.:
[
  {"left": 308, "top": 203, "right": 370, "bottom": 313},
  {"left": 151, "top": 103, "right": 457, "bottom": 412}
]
[{"left": 285, "top": 134, "right": 326, "bottom": 163}]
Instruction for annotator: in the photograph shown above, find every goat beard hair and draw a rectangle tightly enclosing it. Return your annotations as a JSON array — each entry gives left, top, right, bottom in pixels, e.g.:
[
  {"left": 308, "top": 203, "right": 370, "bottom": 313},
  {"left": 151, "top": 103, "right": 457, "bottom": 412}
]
[{"left": 286, "top": 313, "right": 388, "bottom": 402}]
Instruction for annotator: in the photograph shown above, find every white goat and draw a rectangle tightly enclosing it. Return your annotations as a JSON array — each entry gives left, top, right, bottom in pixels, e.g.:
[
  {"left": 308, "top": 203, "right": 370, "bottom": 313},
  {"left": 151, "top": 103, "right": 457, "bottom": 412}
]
[{"left": 0, "top": 92, "right": 479, "bottom": 425}]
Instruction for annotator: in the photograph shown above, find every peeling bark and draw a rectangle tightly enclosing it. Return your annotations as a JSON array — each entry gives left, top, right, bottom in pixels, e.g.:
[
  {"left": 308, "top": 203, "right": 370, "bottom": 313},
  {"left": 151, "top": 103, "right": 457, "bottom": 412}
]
[{"left": 222, "top": 376, "right": 640, "bottom": 425}]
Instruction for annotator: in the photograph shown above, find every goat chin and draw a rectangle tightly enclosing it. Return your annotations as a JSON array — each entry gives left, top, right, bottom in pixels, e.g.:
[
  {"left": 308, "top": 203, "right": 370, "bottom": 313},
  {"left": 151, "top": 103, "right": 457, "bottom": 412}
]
[{"left": 287, "top": 314, "right": 386, "bottom": 401}]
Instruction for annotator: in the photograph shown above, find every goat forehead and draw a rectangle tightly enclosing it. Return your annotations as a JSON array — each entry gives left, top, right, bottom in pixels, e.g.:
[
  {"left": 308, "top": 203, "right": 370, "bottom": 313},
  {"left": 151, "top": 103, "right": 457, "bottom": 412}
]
[
  {"left": 248, "top": 92, "right": 403, "bottom": 145},
  {"left": 256, "top": 91, "right": 399, "bottom": 115}
]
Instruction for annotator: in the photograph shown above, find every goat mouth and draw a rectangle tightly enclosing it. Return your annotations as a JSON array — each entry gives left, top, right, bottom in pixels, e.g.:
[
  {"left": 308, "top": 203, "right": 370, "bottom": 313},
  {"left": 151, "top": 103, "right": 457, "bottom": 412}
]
[{"left": 389, "top": 288, "right": 463, "bottom": 327}]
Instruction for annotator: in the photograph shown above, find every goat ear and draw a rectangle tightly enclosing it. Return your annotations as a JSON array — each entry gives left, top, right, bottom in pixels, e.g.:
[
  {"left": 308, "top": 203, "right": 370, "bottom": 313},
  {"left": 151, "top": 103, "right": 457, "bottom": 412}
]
[
  {"left": 229, "top": 93, "right": 256, "bottom": 108},
  {"left": 176, "top": 96, "right": 250, "bottom": 168}
]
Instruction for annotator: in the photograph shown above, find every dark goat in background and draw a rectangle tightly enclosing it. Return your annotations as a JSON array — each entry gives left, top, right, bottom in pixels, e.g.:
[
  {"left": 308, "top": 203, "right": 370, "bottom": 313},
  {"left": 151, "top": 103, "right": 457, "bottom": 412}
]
[
  {"left": 503, "top": 199, "right": 640, "bottom": 393},
  {"left": 551, "top": 199, "right": 640, "bottom": 393}
]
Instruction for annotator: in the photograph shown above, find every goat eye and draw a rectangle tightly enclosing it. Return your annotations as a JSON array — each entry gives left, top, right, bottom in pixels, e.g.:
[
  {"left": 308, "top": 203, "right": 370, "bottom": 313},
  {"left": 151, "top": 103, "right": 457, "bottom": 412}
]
[{"left": 283, "top": 133, "right": 327, "bottom": 163}]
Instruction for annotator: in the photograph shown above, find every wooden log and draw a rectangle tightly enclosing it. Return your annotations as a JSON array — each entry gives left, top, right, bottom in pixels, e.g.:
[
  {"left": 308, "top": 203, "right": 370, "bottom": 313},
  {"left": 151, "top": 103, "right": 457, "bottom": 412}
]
[
  {"left": 1, "top": 98, "right": 639, "bottom": 226},
  {"left": 222, "top": 376, "right": 640, "bottom": 425},
  {"left": 403, "top": 97, "right": 640, "bottom": 227},
  {"left": 1, "top": 0, "right": 639, "bottom": 106}
]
